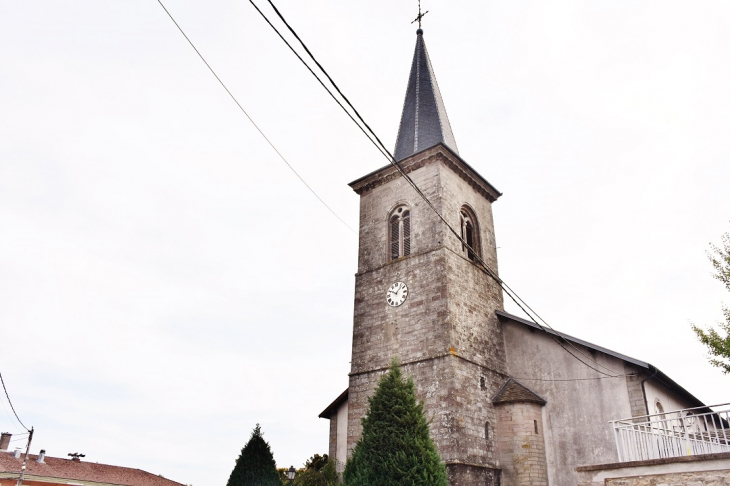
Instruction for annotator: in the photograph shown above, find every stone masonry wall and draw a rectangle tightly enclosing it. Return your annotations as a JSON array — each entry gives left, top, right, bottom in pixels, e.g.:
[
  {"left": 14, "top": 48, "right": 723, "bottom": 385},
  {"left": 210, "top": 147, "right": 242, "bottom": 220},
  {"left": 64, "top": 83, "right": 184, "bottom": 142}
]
[
  {"left": 605, "top": 471, "right": 730, "bottom": 486},
  {"left": 347, "top": 146, "right": 508, "bottom": 485},
  {"left": 624, "top": 362, "right": 648, "bottom": 421},
  {"left": 495, "top": 402, "right": 549, "bottom": 486},
  {"left": 328, "top": 413, "right": 337, "bottom": 460},
  {"left": 501, "top": 321, "right": 635, "bottom": 485},
  {"left": 448, "top": 463, "right": 501, "bottom": 486},
  {"left": 348, "top": 357, "right": 505, "bottom": 484},
  {"left": 347, "top": 357, "right": 451, "bottom": 456},
  {"left": 575, "top": 452, "right": 730, "bottom": 486},
  {"left": 354, "top": 150, "right": 446, "bottom": 276}
]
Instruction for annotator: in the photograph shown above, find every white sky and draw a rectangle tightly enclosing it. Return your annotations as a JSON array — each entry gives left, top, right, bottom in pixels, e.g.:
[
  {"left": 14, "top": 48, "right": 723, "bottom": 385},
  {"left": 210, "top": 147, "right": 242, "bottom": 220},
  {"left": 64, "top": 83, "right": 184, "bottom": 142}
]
[{"left": 1, "top": 1, "right": 729, "bottom": 485}]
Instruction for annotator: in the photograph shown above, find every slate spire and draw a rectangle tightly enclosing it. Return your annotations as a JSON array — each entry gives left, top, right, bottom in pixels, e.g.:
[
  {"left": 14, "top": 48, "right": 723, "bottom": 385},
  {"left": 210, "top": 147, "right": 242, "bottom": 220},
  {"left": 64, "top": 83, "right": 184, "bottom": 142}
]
[{"left": 394, "top": 29, "right": 458, "bottom": 162}]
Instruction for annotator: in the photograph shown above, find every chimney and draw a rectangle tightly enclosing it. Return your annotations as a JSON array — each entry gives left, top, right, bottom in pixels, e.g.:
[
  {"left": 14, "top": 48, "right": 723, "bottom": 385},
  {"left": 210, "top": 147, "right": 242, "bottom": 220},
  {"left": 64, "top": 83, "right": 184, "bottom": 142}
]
[
  {"left": 37, "top": 449, "right": 46, "bottom": 463},
  {"left": 0, "top": 433, "right": 10, "bottom": 451},
  {"left": 13, "top": 448, "right": 21, "bottom": 458},
  {"left": 68, "top": 453, "right": 84, "bottom": 462}
]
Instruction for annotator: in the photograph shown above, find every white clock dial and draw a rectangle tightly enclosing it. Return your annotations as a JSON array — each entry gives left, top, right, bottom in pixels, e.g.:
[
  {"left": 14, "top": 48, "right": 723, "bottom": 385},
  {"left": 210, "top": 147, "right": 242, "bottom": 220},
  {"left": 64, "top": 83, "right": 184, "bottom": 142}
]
[{"left": 386, "top": 281, "right": 409, "bottom": 307}]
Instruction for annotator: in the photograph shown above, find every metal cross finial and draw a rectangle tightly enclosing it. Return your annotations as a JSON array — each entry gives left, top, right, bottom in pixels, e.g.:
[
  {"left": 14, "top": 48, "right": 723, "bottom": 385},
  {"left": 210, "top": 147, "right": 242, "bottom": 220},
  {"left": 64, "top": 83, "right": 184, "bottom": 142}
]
[{"left": 411, "top": 0, "right": 429, "bottom": 28}]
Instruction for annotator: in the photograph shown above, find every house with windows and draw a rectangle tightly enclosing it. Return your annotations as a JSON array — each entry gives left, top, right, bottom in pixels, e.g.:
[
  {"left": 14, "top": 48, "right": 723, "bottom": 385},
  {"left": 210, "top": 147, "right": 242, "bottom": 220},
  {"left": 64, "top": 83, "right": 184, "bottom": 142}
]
[
  {"left": 0, "top": 435, "right": 186, "bottom": 486},
  {"left": 319, "top": 28, "right": 730, "bottom": 486}
]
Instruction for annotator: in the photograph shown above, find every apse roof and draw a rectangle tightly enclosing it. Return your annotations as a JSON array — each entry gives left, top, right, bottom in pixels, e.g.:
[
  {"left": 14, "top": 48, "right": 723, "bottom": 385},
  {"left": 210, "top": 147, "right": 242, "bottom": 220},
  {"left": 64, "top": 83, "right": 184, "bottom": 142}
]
[
  {"left": 394, "top": 29, "right": 458, "bottom": 162},
  {"left": 493, "top": 378, "right": 547, "bottom": 405}
]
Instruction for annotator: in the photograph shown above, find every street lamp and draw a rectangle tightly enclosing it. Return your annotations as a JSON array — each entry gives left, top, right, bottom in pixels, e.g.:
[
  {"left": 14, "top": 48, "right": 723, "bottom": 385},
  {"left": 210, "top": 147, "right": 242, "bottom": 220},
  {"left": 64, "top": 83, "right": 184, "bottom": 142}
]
[{"left": 286, "top": 466, "right": 296, "bottom": 486}]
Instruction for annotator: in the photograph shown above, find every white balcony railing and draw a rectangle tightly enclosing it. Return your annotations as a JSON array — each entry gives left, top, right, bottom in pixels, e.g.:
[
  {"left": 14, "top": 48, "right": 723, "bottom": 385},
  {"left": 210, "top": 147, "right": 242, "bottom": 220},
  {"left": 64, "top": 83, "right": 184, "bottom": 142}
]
[{"left": 610, "top": 403, "right": 730, "bottom": 462}]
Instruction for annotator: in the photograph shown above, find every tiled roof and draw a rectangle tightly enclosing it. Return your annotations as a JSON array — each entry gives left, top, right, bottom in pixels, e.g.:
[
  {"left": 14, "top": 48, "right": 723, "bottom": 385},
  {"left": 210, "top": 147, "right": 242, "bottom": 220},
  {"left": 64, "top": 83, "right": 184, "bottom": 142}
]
[
  {"left": 493, "top": 378, "right": 547, "bottom": 405},
  {"left": 0, "top": 451, "right": 185, "bottom": 486},
  {"left": 394, "top": 29, "right": 458, "bottom": 162}
]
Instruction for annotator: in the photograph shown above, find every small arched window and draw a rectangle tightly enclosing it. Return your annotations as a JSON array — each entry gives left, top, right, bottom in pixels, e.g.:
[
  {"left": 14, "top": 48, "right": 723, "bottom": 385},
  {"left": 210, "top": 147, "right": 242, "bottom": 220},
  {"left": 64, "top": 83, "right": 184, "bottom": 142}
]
[
  {"left": 654, "top": 399, "right": 666, "bottom": 430},
  {"left": 655, "top": 400, "right": 665, "bottom": 416},
  {"left": 460, "top": 207, "right": 479, "bottom": 261},
  {"left": 389, "top": 206, "right": 411, "bottom": 260}
]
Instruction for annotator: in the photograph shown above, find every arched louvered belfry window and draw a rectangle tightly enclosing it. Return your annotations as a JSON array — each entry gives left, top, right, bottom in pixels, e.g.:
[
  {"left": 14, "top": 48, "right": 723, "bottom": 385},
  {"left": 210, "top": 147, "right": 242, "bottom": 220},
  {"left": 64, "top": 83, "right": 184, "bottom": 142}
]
[
  {"left": 460, "top": 206, "right": 479, "bottom": 262},
  {"left": 389, "top": 205, "right": 411, "bottom": 260}
]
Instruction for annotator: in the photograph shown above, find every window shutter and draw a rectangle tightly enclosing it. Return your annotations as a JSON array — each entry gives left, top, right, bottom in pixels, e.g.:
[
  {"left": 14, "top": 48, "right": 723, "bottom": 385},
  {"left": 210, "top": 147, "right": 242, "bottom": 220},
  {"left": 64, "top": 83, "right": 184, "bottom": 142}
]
[
  {"left": 390, "top": 216, "right": 400, "bottom": 260},
  {"left": 402, "top": 212, "right": 411, "bottom": 256},
  {"left": 460, "top": 211, "right": 467, "bottom": 255},
  {"left": 466, "top": 221, "right": 475, "bottom": 261}
]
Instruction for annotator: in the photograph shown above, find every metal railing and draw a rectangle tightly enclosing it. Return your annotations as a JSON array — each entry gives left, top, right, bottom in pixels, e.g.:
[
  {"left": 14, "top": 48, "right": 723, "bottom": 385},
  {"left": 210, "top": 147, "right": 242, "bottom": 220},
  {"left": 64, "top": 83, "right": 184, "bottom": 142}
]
[{"left": 610, "top": 403, "right": 730, "bottom": 462}]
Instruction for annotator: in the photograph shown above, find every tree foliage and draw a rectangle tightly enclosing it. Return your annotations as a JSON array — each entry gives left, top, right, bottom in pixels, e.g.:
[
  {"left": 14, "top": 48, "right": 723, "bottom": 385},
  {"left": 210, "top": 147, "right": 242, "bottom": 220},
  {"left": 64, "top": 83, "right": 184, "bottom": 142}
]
[
  {"left": 692, "top": 229, "right": 730, "bottom": 374},
  {"left": 227, "top": 424, "right": 282, "bottom": 486},
  {"left": 304, "top": 454, "right": 328, "bottom": 472},
  {"left": 291, "top": 455, "right": 338, "bottom": 486},
  {"left": 343, "top": 362, "right": 448, "bottom": 486}
]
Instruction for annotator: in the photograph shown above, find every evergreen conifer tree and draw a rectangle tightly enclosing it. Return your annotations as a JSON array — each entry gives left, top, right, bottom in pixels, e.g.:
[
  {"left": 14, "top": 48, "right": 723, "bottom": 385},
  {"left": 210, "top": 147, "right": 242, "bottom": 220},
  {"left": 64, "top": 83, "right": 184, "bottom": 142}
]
[
  {"left": 227, "top": 424, "right": 282, "bottom": 486},
  {"left": 343, "top": 362, "right": 448, "bottom": 486}
]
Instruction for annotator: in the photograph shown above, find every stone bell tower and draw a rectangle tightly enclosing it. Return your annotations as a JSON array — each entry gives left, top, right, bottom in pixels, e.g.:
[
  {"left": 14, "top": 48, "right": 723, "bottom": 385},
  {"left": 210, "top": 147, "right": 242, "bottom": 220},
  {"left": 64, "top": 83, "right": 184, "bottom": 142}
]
[{"left": 345, "top": 28, "right": 508, "bottom": 486}]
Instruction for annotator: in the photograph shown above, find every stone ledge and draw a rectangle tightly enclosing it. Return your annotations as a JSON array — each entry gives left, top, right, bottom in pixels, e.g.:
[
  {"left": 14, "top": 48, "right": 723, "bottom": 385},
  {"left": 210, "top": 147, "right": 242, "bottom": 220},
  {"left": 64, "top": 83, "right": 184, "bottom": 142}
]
[
  {"left": 348, "top": 144, "right": 501, "bottom": 202},
  {"left": 576, "top": 452, "right": 730, "bottom": 472}
]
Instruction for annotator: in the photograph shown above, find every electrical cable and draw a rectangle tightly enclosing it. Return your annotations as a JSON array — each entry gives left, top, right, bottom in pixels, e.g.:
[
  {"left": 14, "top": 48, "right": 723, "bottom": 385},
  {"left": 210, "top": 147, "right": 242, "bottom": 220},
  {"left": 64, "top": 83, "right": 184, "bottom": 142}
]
[
  {"left": 251, "top": 0, "right": 623, "bottom": 378},
  {"left": 247, "top": 0, "right": 392, "bottom": 163},
  {"left": 0, "top": 371, "right": 30, "bottom": 432},
  {"left": 0, "top": 394, "right": 17, "bottom": 426},
  {"left": 147, "top": 0, "right": 617, "bottom": 393},
  {"left": 261, "top": 2, "right": 620, "bottom": 376},
  {"left": 261, "top": 3, "right": 616, "bottom": 374},
  {"left": 260, "top": 0, "right": 388, "bottom": 163},
  {"left": 154, "top": 0, "right": 357, "bottom": 235},
  {"left": 514, "top": 375, "right": 632, "bottom": 382},
  {"left": 261, "top": 0, "right": 625, "bottom": 377}
]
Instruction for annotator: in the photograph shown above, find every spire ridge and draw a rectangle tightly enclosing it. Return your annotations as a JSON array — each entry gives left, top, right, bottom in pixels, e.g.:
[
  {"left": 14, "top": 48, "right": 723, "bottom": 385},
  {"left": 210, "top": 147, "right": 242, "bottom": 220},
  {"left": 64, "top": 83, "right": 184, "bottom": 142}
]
[{"left": 393, "top": 30, "right": 458, "bottom": 162}]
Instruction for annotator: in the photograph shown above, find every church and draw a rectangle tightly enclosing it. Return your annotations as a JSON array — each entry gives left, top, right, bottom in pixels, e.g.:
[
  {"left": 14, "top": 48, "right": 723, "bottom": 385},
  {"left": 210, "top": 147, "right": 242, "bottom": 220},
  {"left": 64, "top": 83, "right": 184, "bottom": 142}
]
[{"left": 319, "top": 29, "right": 728, "bottom": 486}]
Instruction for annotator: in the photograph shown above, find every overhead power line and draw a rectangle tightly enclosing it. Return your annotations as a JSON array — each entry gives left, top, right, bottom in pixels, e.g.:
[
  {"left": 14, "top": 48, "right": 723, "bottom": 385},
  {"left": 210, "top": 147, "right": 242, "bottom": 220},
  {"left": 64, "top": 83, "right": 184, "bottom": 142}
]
[
  {"left": 0, "top": 371, "right": 30, "bottom": 432},
  {"left": 154, "top": 0, "right": 356, "bottom": 235},
  {"left": 251, "top": 0, "right": 623, "bottom": 378},
  {"left": 514, "top": 375, "right": 633, "bottom": 382},
  {"left": 246, "top": 0, "right": 391, "bottom": 163}
]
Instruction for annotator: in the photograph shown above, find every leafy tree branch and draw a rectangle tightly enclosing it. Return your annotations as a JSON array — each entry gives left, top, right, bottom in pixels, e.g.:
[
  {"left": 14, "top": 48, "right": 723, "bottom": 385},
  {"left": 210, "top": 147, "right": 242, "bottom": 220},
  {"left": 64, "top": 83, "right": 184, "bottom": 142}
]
[{"left": 692, "top": 229, "right": 730, "bottom": 374}]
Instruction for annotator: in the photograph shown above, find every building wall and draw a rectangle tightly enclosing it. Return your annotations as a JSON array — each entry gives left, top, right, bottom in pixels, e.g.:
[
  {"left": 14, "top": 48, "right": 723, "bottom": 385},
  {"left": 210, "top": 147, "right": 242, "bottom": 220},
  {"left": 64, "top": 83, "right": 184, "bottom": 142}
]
[
  {"left": 335, "top": 401, "right": 348, "bottom": 472},
  {"left": 0, "top": 480, "right": 65, "bottom": 486},
  {"left": 502, "top": 321, "right": 636, "bottom": 486},
  {"left": 328, "top": 412, "right": 337, "bottom": 460},
  {"left": 575, "top": 452, "right": 730, "bottom": 486},
  {"left": 644, "top": 380, "right": 696, "bottom": 416},
  {"left": 624, "top": 362, "right": 648, "bottom": 420},
  {"left": 494, "top": 402, "right": 548, "bottom": 486},
  {"left": 348, "top": 356, "right": 504, "bottom": 482},
  {"left": 347, "top": 146, "right": 507, "bottom": 486},
  {"left": 605, "top": 471, "right": 730, "bottom": 485}
]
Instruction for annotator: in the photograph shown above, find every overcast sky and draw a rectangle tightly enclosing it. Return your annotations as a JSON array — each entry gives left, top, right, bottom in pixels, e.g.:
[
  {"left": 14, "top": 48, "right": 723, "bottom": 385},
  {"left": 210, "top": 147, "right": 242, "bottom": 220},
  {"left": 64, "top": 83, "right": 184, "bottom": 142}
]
[{"left": 1, "top": 1, "right": 729, "bottom": 485}]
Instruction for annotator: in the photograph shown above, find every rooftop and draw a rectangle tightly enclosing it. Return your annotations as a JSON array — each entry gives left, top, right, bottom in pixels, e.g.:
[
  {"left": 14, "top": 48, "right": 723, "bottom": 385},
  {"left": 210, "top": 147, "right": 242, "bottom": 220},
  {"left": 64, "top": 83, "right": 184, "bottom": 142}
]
[
  {"left": 394, "top": 29, "right": 458, "bottom": 162},
  {"left": 0, "top": 451, "right": 185, "bottom": 486}
]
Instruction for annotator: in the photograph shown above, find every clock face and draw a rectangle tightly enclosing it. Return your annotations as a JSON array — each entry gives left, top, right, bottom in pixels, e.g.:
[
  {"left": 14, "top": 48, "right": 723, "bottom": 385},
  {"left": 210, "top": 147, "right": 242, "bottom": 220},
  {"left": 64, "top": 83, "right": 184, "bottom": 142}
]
[{"left": 386, "top": 281, "right": 409, "bottom": 307}]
